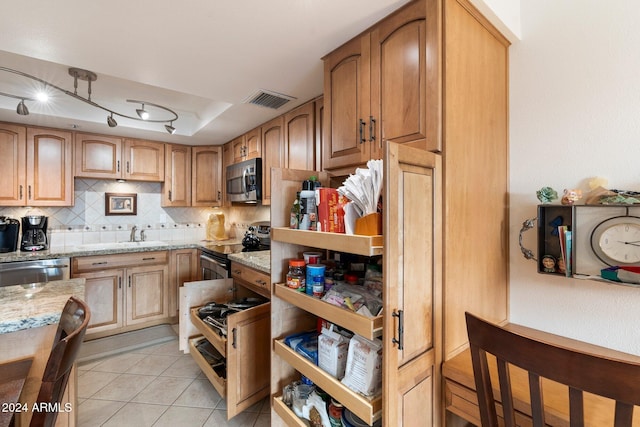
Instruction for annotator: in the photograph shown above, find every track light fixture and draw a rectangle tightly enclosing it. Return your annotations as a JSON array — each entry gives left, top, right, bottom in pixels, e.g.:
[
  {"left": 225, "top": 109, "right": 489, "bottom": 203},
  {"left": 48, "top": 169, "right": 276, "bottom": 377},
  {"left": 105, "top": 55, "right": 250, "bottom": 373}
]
[{"left": 0, "top": 66, "right": 178, "bottom": 134}]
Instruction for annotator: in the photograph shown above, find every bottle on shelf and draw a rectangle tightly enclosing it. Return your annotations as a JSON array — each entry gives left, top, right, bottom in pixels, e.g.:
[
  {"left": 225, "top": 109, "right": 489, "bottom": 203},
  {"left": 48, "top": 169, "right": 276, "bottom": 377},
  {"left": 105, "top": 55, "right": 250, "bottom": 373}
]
[
  {"left": 300, "top": 178, "right": 320, "bottom": 230},
  {"left": 290, "top": 191, "right": 301, "bottom": 229}
]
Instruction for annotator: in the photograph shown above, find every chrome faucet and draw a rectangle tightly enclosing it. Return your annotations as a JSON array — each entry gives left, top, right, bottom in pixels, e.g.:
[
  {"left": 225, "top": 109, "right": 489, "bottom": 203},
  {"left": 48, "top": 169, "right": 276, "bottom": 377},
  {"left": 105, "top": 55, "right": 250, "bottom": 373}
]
[
  {"left": 140, "top": 229, "right": 146, "bottom": 242},
  {"left": 130, "top": 225, "right": 138, "bottom": 242}
]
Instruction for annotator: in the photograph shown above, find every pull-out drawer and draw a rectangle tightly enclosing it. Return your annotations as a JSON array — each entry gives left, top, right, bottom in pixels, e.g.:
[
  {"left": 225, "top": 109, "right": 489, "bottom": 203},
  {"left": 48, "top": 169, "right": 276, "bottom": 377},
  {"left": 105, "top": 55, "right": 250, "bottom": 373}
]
[
  {"left": 72, "top": 251, "right": 168, "bottom": 273},
  {"left": 230, "top": 262, "right": 270, "bottom": 298}
]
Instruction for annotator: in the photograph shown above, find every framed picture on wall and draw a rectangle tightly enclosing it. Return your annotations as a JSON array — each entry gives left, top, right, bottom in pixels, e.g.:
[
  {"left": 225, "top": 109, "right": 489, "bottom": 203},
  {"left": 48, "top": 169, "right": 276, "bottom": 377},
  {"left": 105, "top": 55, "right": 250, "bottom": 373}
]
[{"left": 105, "top": 193, "right": 137, "bottom": 216}]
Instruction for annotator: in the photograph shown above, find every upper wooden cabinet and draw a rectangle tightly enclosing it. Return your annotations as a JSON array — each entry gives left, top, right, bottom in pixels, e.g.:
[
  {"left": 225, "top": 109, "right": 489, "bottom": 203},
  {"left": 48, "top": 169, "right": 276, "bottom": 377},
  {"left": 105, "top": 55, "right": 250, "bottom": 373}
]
[
  {"left": 123, "top": 139, "right": 165, "bottom": 181},
  {"left": 192, "top": 146, "right": 223, "bottom": 207},
  {"left": 232, "top": 127, "right": 261, "bottom": 164},
  {"left": 284, "top": 101, "right": 317, "bottom": 171},
  {"left": 261, "top": 116, "right": 285, "bottom": 206},
  {"left": 0, "top": 124, "right": 73, "bottom": 206},
  {"left": 162, "top": 144, "right": 192, "bottom": 207},
  {"left": 75, "top": 134, "right": 164, "bottom": 181},
  {"left": 323, "top": 1, "right": 435, "bottom": 172}
]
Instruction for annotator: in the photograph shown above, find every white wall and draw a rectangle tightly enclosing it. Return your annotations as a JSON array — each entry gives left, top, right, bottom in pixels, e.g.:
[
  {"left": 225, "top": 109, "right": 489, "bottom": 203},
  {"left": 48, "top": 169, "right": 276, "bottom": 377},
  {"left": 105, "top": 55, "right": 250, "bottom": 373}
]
[
  {"left": 469, "top": 0, "right": 521, "bottom": 41},
  {"left": 509, "top": 0, "right": 640, "bottom": 355}
]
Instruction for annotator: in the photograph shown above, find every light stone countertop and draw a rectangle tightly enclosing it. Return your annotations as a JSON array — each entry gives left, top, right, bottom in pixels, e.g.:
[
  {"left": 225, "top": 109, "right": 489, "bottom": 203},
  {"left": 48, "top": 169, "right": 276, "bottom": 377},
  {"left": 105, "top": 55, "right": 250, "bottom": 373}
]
[
  {"left": 228, "top": 250, "right": 270, "bottom": 274},
  {"left": 0, "top": 278, "right": 86, "bottom": 334}
]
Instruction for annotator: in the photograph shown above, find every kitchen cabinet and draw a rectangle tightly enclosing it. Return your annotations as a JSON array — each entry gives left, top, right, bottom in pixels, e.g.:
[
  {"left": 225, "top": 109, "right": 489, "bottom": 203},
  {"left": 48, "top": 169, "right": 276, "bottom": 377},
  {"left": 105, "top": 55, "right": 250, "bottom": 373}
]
[
  {"left": 270, "top": 142, "right": 441, "bottom": 426},
  {"left": 261, "top": 116, "right": 284, "bottom": 206},
  {"left": 222, "top": 142, "right": 234, "bottom": 205},
  {"left": 284, "top": 100, "right": 317, "bottom": 172},
  {"left": 232, "top": 127, "right": 261, "bottom": 164},
  {"left": 180, "top": 278, "right": 270, "bottom": 419},
  {"left": 192, "top": 145, "right": 223, "bottom": 207},
  {"left": 2, "top": 126, "right": 74, "bottom": 207},
  {"left": 71, "top": 251, "right": 169, "bottom": 338},
  {"left": 231, "top": 261, "right": 270, "bottom": 299},
  {"left": 322, "top": 1, "right": 436, "bottom": 173},
  {"left": 75, "top": 134, "right": 165, "bottom": 181},
  {"left": 169, "top": 248, "right": 199, "bottom": 317},
  {"left": 312, "top": 0, "right": 509, "bottom": 424},
  {"left": 314, "top": 96, "right": 324, "bottom": 171},
  {"left": 162, "top": 143, "right": 192, "bottom": 207}
]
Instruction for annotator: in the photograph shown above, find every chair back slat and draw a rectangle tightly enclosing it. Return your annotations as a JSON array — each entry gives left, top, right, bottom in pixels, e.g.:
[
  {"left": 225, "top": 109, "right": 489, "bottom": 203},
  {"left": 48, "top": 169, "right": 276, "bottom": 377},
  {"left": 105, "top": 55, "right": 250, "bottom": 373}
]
[
  {"left": 568, "top": 387, "right": 585, "bottom": 427},
  {"left": 466, "top": 312, "right": 640, "bottom": 427},
  {"left": 496, "top": 358, "right": 516, "bottom": 427}
]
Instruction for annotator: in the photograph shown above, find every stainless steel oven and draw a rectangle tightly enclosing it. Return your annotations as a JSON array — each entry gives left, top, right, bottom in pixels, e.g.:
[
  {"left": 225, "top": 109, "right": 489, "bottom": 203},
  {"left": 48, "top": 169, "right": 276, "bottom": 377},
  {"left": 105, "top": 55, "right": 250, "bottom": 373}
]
[{"left": 200, "top": 250, "right": 230, "bottom": 280}]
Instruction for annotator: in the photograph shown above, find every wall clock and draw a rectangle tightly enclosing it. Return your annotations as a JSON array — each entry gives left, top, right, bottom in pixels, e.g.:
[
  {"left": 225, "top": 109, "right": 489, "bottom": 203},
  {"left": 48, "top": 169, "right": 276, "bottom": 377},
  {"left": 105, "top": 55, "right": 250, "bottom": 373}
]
[{"left": 590, "top": 215, "right": 640, "bottom": 266}]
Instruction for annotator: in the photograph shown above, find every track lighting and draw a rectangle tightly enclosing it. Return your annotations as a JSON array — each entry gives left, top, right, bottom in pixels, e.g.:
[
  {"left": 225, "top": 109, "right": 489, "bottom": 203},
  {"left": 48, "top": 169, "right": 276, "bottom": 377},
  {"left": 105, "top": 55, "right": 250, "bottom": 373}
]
[
  {"left": 136, "top": 103, "right": 149, "bottom": 120},
  {"left": 165, "top": 122, "right": 176, "bottom": 134},
  {"left": 0, "top": 66, "right": 178, "bottom": 134},
  {"left": 16, "top": 99, "right": 29, "bottom": 115}
]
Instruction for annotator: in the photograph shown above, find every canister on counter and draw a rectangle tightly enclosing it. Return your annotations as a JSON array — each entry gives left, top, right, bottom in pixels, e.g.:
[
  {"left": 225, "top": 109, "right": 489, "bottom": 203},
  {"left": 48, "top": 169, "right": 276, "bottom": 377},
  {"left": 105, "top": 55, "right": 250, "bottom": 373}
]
[
  {"left": 286, "top": 259, "right": 306, "bottom": 292},
  {"left": 306, "top": 264, "right": 326, "bottom": 296}
]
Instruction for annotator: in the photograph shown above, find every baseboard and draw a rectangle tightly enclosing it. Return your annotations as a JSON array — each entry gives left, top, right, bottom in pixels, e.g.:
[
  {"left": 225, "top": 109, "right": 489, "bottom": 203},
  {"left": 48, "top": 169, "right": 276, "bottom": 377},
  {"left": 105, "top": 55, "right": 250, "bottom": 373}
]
[{"left": 78, "top": 324, "right": 178, "bottom": 364}]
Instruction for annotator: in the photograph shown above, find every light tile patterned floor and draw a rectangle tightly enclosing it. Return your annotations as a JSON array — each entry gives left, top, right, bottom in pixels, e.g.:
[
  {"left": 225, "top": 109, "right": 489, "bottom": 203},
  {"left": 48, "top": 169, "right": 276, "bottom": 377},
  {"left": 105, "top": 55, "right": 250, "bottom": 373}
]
[{"left": 77, "top": 339, "right": 270, "bottom": 427}]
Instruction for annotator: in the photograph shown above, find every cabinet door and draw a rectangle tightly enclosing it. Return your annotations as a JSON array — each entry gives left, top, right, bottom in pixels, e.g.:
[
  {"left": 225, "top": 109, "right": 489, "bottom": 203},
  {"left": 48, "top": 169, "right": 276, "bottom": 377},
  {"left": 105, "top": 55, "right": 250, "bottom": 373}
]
[
  {"left": 192, "top": 146, "right": 223, "bottom": 207},
  {"left": 231, "top": 135, "right": 246, "bottom": 163},
  {"left": 370, "top": 1, "right": 429, "bottom": 157},
  {"left": 322, "top": 34, "right": 371, "bottom": 171},
  {"left": 162, "top": 144, "right": 192, "bottom": 207},
  {"left": 284, "top": 101, "right": 316, "bottom": 171},
  {"left": 244, "top": 127, "right": 262, "bottom": 160},
  {"left": 75, "top": 269, "right": 125, "bottom": 336},
  {"left": 74, "top": 133, "right": 123, "bottom": 179},
  {"left": 261, "top": 116, "right": 284, "bottom": 205},
  {"left": 314, "top": 97, "right": 324, "bottom": 171},
  {"left": 0, "top": 124, "right": 26, "bottom": 206},
  {"left": 123, "top": 139, "right": 165, "bottom": 181},
  {"left": 383, "top": 143, "right": 441, "bottom": 426},
  {"left": 169, "top": 249, "right": 199, "bottom": 317},
  {"left": 226, "top": 302, "right": 271, "bottom": 419},
  {"left": 126, "top": 264, "right": 169, "bottom": 326},
  {"left": 26, "top": 128, "right": 73, "bottom": 206}
]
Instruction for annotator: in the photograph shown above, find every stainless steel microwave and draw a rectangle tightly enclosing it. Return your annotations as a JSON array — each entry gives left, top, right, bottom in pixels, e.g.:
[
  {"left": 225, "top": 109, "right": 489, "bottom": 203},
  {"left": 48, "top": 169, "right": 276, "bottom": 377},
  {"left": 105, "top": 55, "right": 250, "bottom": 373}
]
[{"left": 226, "top": 158, "right": 262, "bottom": 203}]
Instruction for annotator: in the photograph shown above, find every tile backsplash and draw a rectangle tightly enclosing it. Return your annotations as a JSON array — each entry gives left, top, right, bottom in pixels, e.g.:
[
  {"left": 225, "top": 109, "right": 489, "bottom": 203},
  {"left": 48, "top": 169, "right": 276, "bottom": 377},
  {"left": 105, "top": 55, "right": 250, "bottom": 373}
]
[{"left": 0, "top": 179, "right": 270, "bottom": 247}]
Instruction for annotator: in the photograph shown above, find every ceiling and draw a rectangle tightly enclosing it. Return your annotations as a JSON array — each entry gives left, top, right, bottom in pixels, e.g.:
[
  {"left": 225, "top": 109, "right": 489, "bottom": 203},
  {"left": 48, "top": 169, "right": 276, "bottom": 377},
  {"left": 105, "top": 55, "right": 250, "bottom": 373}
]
[{"left": 0, "top": 0, "right": 410, "bottom": 146}]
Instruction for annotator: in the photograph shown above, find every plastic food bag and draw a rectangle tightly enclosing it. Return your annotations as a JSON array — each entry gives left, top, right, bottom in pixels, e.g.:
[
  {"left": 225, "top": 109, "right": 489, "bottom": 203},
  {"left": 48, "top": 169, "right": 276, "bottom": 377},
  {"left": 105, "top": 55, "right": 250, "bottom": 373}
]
[{"left": 341, "top": 335, "right": 383, "bottom": 396}]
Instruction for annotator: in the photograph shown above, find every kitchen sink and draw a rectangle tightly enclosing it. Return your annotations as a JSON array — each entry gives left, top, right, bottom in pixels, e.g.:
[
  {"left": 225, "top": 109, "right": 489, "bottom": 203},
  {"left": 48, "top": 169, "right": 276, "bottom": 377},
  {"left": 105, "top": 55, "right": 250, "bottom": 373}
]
[{"left": 74, "top": 241, "right": 169, "bottom": 251}]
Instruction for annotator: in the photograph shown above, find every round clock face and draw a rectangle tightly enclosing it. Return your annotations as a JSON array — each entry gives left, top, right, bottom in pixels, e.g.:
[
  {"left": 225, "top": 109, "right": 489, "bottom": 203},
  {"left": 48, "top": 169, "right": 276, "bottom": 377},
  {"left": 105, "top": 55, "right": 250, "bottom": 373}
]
[{"left": 591, "top": 217, "right": 640, "bottom": 265}]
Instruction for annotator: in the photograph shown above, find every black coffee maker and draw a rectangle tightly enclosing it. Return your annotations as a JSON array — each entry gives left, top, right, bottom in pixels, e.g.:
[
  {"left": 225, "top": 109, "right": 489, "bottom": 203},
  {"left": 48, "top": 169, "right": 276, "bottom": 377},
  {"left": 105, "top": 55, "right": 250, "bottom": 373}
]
[
  {"left": 0, "top": 217, "right": 20, "bottom": 253},
  {"left": 21, "top": 215, "right": 48, "bottom": 251}
]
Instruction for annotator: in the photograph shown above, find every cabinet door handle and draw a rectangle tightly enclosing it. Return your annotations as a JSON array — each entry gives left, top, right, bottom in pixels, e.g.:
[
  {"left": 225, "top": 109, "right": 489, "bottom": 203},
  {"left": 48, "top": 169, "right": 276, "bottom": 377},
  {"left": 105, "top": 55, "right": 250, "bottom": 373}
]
[
  {"left": 168, "top": 190, "right": 172, "bottom": 201},
  {"left": 359, "top": 119, "right": 366, "bottom": 144},
  {"left": 233, "top": 269, "right": 241, "bottom": 275},
  {"left": 128, "top": 276, "right": 131, "bottom": 288},
  {"left": 92, "top": 261, "right": 108, "bottom": 266},
  {"left": 392, "top": 309, "right": 404, "bottom": 350},
  {"left": 217, "top": 191, "right": 221, "bottom": 200},
  {"left": 255, "top": 279, "right": 266, "bottom": 286},
  {"left": 369, "top": 115, "right": 376, "bottom": 143},
  {"left": 19, "top": 185, "right": 23, "bottom": 200},
  {"left": 142, "top": 257, "right": 156, "bottom": 261},
  {"left": 232, "top": 327, "right": 237, "bottom": 349},
  {"left": 118, "top": 277, "right": 122, "bottom": 289},
  {"left": 117, "top": 160, "right": 120, "bottom": 172},
  {"left": 28, "top": 185, "right": 32, "bottom": 200}
]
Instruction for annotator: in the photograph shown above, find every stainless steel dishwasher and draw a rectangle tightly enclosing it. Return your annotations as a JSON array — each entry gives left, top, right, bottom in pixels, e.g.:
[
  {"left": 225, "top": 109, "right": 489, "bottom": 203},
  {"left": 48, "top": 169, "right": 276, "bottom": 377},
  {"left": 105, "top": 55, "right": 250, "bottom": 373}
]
[{"left": 0, "top": 258, "right": 70, "bottom": 287}]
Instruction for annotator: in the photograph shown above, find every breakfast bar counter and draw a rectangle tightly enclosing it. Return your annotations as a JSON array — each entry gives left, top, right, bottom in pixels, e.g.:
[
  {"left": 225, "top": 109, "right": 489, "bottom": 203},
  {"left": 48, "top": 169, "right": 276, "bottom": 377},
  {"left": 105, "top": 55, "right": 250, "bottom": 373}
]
[{"left": 0, "top": 278, "right": 85, "bottom": 427}]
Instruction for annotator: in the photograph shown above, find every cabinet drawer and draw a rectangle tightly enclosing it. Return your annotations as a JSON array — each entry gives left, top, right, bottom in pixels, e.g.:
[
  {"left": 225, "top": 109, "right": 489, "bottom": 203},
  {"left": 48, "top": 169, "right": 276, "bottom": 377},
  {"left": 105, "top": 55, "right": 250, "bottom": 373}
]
[
  {"left": 72, "top": 251, "right": 168, "bottom": 273},
  {"left": 230, "top": 263, "right": 270, "bottom": 298}
]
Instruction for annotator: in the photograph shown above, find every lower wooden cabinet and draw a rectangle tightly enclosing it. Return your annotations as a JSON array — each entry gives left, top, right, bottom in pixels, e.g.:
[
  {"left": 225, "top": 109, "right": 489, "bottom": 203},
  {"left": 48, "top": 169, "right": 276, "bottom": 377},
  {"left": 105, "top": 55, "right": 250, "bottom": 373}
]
[
  {"left": 169, "top": 248, "right": 200, "bottom": 317},
  {"left": 180, "top": 278, "right": 270, "bottom": 420},
  {"left": 71, "top": 251, "right": 169, "bottom": 338}
]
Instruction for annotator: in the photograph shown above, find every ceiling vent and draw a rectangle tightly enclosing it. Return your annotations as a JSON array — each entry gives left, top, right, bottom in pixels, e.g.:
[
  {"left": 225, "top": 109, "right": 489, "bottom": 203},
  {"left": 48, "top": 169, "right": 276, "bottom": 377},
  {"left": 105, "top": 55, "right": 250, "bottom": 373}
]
[{"left": 243, "top": 89, "right": 296, "bottom": 110}]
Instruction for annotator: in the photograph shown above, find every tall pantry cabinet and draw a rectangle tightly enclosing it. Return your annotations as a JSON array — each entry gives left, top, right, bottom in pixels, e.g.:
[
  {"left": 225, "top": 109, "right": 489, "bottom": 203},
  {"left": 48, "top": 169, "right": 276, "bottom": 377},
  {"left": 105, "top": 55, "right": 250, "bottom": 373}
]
[{"left": 269, "top": 0, "right": 509, "bottom": 425}]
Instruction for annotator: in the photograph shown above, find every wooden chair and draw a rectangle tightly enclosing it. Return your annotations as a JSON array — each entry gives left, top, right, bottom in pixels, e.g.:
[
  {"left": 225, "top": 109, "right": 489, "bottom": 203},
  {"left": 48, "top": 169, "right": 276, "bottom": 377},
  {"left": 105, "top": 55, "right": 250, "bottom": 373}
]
[
  {"left": 2, "top": 296, "right": 90, "bottom": 427},
  {"left": 465, "top": 311, "right": 640, "bottom": 427}
]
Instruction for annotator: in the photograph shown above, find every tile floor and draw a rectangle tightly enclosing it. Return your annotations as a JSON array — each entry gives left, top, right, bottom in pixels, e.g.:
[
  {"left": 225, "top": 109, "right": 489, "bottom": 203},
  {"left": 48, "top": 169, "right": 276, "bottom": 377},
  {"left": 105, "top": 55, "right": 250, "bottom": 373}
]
[{"left": 77, "top": 339, "right": 270, "bottom": 427}]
